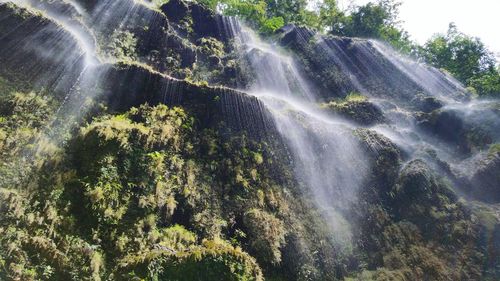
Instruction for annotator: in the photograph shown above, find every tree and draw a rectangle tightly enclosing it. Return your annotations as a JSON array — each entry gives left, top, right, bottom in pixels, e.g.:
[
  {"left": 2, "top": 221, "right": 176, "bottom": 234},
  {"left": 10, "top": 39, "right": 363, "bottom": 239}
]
[
  {"left": 314, "top": 0, "right": 345, "bottom": 33},
  {"left": 422, "top": 23, "right": 500, "bottom": 96},
  {"left": 265, "top": 0, "right": 308, "bottom": 24},
  {"left": 207, "top": 0, "right": 286, "bottom": 33},
  {"left": 329, "top": 0, "right": 414, "bottom": 53}
]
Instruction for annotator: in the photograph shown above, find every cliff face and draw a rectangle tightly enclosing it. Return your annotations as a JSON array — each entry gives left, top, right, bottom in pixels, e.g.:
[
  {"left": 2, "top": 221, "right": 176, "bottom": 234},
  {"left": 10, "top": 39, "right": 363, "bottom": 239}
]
[
  {"left": 0, "top": 0, "right": 499, "bottom": 281},
  {"left": 278, "top": 25, "right": 469, "bottom": 102}
]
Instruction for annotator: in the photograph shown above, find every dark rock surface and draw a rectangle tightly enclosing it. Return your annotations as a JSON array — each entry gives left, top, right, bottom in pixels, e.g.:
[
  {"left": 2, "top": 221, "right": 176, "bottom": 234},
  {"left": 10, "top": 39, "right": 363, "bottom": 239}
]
[
  {"left": 278, "top": 25, "right": 468, "bottom": 103},
  {"left": 469, "top": 152, "right": 500, "bottom": 203},
  {"left": 323, "top": 99, "right": 386, "bottom": 126},
  {"left": 0, "top": 1, "right": 499, "bottom": 280}
]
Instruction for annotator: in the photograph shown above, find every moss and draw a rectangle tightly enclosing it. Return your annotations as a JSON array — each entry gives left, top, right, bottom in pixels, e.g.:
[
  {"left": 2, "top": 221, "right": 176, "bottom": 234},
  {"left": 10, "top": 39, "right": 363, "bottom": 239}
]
[
  {"left": 488, "top": 143, "right": 500, "bottom": 156},
  {"left": 120, "top": 239, "right": 263, "bottom": 280},
  {"left": 0, "top": 2, "right": 44, "bottom": 19},
  {"left": 321, "top": 94, "right": 385, "bottom": 126},
  {"left": 344, "top": 92, "right": 368, "bottom": 102},
  {"left": 100, "top": 30, "right": 138, "bottom": 61},
  {"left": 469, "top": 151, "right": 500, "bottom": 203},
  {"left": 244, "top": 209, "right": 286, "bottom": 265},
  {"left": 411, "top": 93, "right": 444, "bottom": 112},
  {"left": 1, "top": 0, "right": 497, "bottom": 279},
  {"left": 197, "top": 37, "right": 226, "bottom": 59}
]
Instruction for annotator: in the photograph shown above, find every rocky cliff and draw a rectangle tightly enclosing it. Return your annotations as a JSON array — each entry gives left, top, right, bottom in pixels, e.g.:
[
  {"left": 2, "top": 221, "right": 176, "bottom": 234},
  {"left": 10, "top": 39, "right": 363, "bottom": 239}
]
[{"left": 0, "top": 0, "right": 499, "bottom": 280}]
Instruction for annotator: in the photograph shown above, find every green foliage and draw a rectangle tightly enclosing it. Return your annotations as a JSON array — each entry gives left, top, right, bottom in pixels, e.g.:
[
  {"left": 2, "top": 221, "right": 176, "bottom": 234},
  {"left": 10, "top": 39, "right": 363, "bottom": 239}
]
[
  {"left": 244, "top": 209, "right": 286, "bottom": 264},
  {"left": 468, "top": 68, "right": 500, "bottom": 96},
  {"left": 321, "top": 94, "right": 385, "bottom": 126},
  {"left": 198, "top": 37, "right": 226, "bottom": 58},
  {"left": 102, "top": 29, "right": 138, "bottom": 61},
  {"left": 488, "top": 143, "right": 500, "bottom": 156},
  {"left": 211, "top": 0, "right": 497, "bottom": 89},
  {"left": 0, "top": 100, "right": 297, "bottom": 279},
  {"left": 1, "top": 0, "right": 498, "bottom": 278},
  {"left": 156, "top": 240, "right": 263, "bottom": 281},
  {"left": 420, "top": 24, "right": 500, "bottom": 96},
  {"left": 334, "top": 0, "right": 397, "bottom": 38},
  {"left": 301, "top": 0, "right": 342, "bottom": 31},
  {"left": 260, "top": 16, "right": 285, "bottom": 34},
  {"left": 344, "top": 92, "right": 367, "bottom": 102},
  {"left": 214, "top": 0, "right": 285, "bottom": 34},
  {"left": 0, "top": 90, "right": 57, "bottom": 189},
  {"left": 329, "top": 0, "right": 415, "bottom": 53}
]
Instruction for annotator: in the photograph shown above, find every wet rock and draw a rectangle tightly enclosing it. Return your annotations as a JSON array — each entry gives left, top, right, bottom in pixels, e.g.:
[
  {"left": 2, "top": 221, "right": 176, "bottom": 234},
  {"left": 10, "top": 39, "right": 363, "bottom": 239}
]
[
  {"left": 420, "top": 110, "right": 464, "bottom": 142},
  {"left": 392, "top": 159, "right": 460, "bottom": 233},
  {"left": 196, "top": 37, "right": 225, "bottom": 67},
  {"left": 416, "top": 109, "right": 493, "bottom": 154},
  {"left": 411, "top": 94, "right": 444, "bottom": 113},
  {"left": 74, "top": 0, "right": 99, "bottom": 11},
  {"left": 190, "top": 2, "right": 220, "bottom": 38},
  {"left": 354, "top": 128, "right": 402, "bottom": 197},
  {"left": 278, "top": 25, "right": 423, "bottom": 100},
  {"left": 322, "top": 99, "right": 385, "bottom": 126},
  {"left": 97, "top": 62, "right": 274, "bottom": 137},
  {"left": 0, "top": 3, "right": 89, "bottom": 96},
  {"left": 469, "top": 152, "right": 500, "bottom": 203},
  {"left": 397, "top": 159, "right": 458, "bottom": 202},
  {"left": 134, "top": 17, "right": 196, "bottom": 72},
  {"left": 161, "top": 0, "right": 189, "bottom": 22},
  {"left": 354, "top": 129, "right": 401, "bottom": 158},
  {"left": 395, "top": 160, "right": 438, "bottom": 202},
  {"left": 278, "top": 25, "right": 315, "bottom": 48},
  {"left": 27, "top": 0, "right": 82, "bottom": 19},
  {"left": 278, "top": 25, "right": 468, "bottom": 102}
]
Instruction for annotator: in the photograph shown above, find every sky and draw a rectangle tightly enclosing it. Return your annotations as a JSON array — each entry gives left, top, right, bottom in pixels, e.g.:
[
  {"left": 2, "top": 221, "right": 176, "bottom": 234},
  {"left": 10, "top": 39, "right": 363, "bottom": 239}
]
[{"left": 337, "top": 0, "right": 500, "bottom": 58}]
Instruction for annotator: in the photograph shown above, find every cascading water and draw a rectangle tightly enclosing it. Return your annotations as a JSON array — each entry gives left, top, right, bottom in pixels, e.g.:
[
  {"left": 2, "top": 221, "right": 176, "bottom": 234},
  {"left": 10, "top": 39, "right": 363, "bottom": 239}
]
[
  {"left": 222, "top": 19, "right": 500, "bottom": 254},
  {"left": 369, "top": 40, "right": 467, "bottom": 101},
  {"left": 0, "top": 0, "right": 273, "bottom": 168},
  {"left": 3, "top": 0, "right": 496, "bottom": 232},
  {"left": 226, "top": 21, "right": 371, "bottom": 249},
  {"left": 286, "top": 25, "right": 500, "bottom": 195},
  {"left": 1, "top": 0, "right": 500, "bottom": 278}
]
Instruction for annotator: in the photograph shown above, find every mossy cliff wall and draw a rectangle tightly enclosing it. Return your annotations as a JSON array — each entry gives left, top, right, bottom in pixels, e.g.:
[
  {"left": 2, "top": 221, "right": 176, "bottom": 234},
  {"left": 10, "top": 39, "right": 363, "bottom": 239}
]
[{"left": 0, "top": 1, "right": 499, "bottom": 280}]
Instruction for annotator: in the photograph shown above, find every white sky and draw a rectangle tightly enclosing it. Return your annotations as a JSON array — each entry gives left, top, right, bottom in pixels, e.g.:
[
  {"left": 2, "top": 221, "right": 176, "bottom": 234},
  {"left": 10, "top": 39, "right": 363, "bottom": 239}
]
[{"left": 338, "top": 0, "right": 500, "bottom": 58}]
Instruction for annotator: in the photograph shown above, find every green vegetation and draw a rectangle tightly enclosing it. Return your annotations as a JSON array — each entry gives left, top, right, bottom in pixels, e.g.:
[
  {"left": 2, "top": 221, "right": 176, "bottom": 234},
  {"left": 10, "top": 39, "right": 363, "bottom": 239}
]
[
  {"left": 101, "top": 30, "right": 138, "bottom": 61},
  {"left": 489, "top": 143, "right": 500, "bottom": 156},
  {"left": 195, "top": 0, "right": 499, "bottom": 96},
  {"left": 420, "top": 24, "right": 500, "bottom": 97},
  {"left": 0, "top": 77, "right": 366, "bottom": 279},
  {"left": 321, "top": 93, "right": 385, "bottom": 125},
  {"left": 0, "top": 97, "right": 274, "bottom": 280},
  {"left": 199, "top": 0, "right": 287, "bottom": 33},
  {"left": 327, "top": 0, "right": 414, "bottom": 53},
  {"left": 1, "top": 0, "right": 499, "bottom": 280}
]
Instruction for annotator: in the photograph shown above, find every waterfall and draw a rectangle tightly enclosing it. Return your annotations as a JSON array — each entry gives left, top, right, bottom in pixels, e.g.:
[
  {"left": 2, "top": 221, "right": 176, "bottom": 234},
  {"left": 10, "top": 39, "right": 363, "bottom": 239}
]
[
  {"left": 2, "top": 0, "right": 498, "bottom": 257},
  {"left": 221, "top": 19, "right": 500, "bottom": 252},
  {"left": 225, "top": 21, "right": 372, "bottom": 249},
  {"left": 0, "top": 0, "right": 273, "bottom": 145}
]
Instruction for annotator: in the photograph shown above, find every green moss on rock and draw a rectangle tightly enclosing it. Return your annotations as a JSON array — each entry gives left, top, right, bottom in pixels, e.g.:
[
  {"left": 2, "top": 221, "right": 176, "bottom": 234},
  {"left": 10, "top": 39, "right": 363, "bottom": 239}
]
[{"left": 322, "top": 94, "right": 385, "bottom": 126}]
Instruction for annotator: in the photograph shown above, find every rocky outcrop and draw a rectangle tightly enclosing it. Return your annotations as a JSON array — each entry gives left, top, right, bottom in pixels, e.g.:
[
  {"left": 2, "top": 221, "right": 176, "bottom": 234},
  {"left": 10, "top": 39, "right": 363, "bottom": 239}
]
[
  {"left": 99, "top": 62, "right": 274, "bottom": 136},
  {"left": 416, "top": 108, "right": 494, "bottom": 154},
  {"left": 411, "top": 94, "right": 444, "bottom": 113},
  {"left": 161, "top": 0, "right": 189, "bottom": 22},
  {"left": 1, "top": 1, "right": 498, "bottom": 280},
  {"left": 0, "top": 2, "right": 272, "bottom": 137},
  {"left": 354, "top": 128, "right": 402, "bottom": 198},
  {"left": 278, "top": 26, "right": 422, "bottom": 100},
  {"left": 278, "top": 25, "right": 468, "bottom": 103},
  {"left": 322, "top": 98, "right": 385, "bottom": 126},
  {"left": 0, "top": 3, "right": 90, "bottom": 95},
  {"left": 469, "top": 152, "right": 500, "bottom": 203}
]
